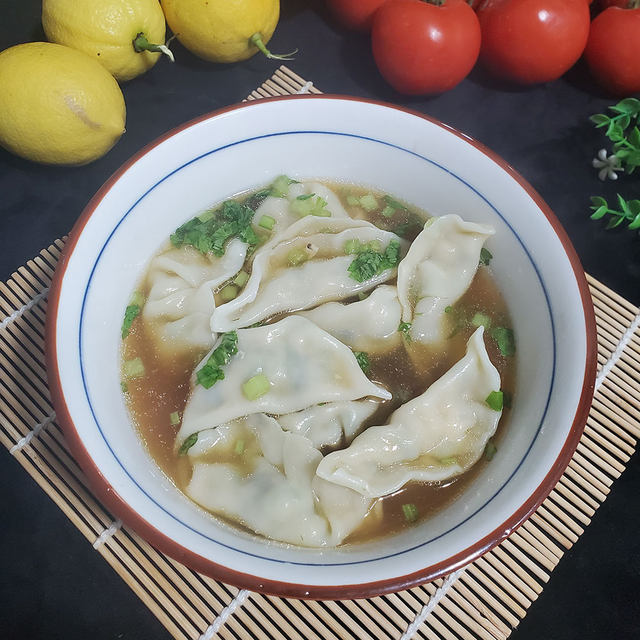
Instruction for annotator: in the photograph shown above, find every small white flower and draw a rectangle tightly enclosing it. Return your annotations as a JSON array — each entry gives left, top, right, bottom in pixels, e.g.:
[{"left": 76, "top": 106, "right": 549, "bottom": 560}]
[{"left": 592, "top": 148, "right": 623, "bottom": 181}]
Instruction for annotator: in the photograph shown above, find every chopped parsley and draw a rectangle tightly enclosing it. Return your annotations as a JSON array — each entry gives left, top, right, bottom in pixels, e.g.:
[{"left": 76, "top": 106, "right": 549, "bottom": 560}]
[
  {"left": 490, "top": 327, "right": 516, "bottom": 357},
  {"left": 196, "top": 331, "right": 239, "bottom": 389},
  {"left": 354, "top": 351, "right": 371, "bottom": 374},
  {"left": 398, "top": 321, "right": 412, "bottom": 341},
  {"left": 170, "top": 199, "right": 260, "bottom": 257},
  {"left": 121, "top": 291, "right": 144, "bottom": 338},
  {"left": 179, "top": 433, "right": 198, "bottom": 456},
  {"left": 347, "top": 239, "right": 401, "bottom": 283},
  {"left": 479, "top": 247, "right": 493, "bottom": 266}
]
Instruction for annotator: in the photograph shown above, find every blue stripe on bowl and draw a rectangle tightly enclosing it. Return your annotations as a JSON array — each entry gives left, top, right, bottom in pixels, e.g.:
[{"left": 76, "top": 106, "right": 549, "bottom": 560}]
[{"left": 78, "top": 130, "right": 556, "bottom": 566}]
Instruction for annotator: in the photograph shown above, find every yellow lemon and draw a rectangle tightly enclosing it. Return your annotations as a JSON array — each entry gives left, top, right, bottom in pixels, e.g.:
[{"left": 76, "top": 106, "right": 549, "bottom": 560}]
[
  {"left": 42, "top": 0, "right": 171, "bottom": 81},
  {"left": 0, "top": 42, "right": 126, "bottom": 166},
  {"left": 160, "top": 0, "right": 285, "bottom": 63}
]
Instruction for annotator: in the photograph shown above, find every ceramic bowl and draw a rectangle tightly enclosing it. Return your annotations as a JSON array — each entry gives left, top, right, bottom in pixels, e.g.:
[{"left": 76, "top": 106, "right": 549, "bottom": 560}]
[{"left": 47, "top": 96, "right": 596, "bottom": 598}]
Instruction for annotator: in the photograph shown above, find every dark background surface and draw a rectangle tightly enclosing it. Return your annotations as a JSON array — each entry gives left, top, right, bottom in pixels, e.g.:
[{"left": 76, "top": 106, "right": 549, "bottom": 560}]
[{"left": 1, "top": 1, "right": 639, "bottom": 639}]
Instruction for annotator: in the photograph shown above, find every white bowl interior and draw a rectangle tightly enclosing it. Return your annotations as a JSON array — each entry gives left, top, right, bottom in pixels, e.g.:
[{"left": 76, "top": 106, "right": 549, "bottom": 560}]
[{"left": 55, "top": 98, "right": 589, "bottom": 589}]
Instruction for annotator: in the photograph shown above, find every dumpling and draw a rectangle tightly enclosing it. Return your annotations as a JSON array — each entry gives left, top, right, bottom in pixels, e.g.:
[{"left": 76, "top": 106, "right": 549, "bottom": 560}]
[
  {"left": 397, "top": 215, "right": 494, "bottom": 343},
  {"left": 185, "top": 413, "right": 373, "bottom": 546},
  {"left": 211, "top": 216, "right": 406, "bottom": 331},
  {"left": 298, "top": 285, "right": 402, "bottom": 353},
  {"left": 142, "top": 239, "right": 247, "bottom": 353},
  {"left": 252, "top": 180, "right": 350, "bottom": 237},
  {"left": 316, "top": 327, "right": 502, "bottom": 498},
  {"left": 177, "top": 316, "right": 391, "bottom": 446},
  {"left": 277, "top": 399, "right": 380, "bottom": 450}
]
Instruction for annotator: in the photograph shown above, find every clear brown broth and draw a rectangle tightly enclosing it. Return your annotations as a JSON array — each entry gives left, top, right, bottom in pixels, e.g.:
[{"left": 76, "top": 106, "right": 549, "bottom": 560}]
[{"left": 122, "top": 183, "right": 516, "bottom": 545}]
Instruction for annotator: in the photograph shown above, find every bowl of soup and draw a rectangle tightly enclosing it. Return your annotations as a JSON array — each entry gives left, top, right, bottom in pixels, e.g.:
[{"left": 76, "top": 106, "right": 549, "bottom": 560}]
[{"left": 46, "top": 96, "right": 596, "bottom": 598}]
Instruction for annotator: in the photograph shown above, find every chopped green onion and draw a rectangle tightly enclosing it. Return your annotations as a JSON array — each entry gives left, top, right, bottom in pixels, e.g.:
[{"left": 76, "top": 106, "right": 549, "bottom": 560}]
[
  {"left": 234, "top": 439, "right": 245, "bottom": 455},
  {"left": 169, "top": 411, "right": 181, "bottom": 426},
  {"left": 479, "top": 247, "right": 493, "bottom": 266},
  {"left": 344, "top": 239, "right": 361, "bottom": 255},
  {"left": 398, "top": 321, "right": 412, "bottom": 341},
  {"left": 444, "top": 306, "right": 453, "bottom": 314},
  {"left": 439, "top": 456, "right": 458, "bottom": 466},
  {"left": 120, "top": 381, "right": 128, "bottom": 393},
  {"left": 270, "top": 175, "right": 294, "bottom": 198},
  {"left": 384, "top": 194, "right": 406, "bottom": 211},
  {"left": 359, "top": 194, "right": 378, "bottom": 211},
  {"left": 179, "top": 433, "right": 198, "bottom": 456},
  {"left": 196, "top": 331, "right": 238, "bottom": 388},
  {"left": 258, "top": 215, "right": 276, "bottom": 230},
  {"left": 287, "top": 247, "right": 310, "bottom": 266},
  {"left": 242, "top": 373, "right": 271, "bottom": 400},
  {"left": 354, "top": 351, "right": 371, "bottom": 374},
  {"left": 485, "top": 439, "right": 498, "bottom": 461},
  {"left": 402, "top": 503, "right": 418, "bottom": 523},
  {"left": 219, "top": 284, "right": 239, "bottom": 302},
  {"left": 346, "top": 195, "right": 360, "bottom": 206},
  {"left": 503, "top": 391, "right": 513, "bottom": 409},
  {"left": 123, "top": 357, "right": 145, "bottom": 379},
  {"left": 233, "top": 270, "right": 250, "bottom": 287},
  {"left": 130, "top": 291, "right": 144, "bottom": 307},
  {"left": 296, "top": 193, "right": 314, "bottom": 200},
  {"left": 485, "top": 390, "right": 504, "bottom": 411},
  {"left": 121, "top": 292, "right": 145, "bottom": 339},
  {"left": 197, "top": 209, "right": 215, "bottom": 223},
  {"left": 471, "top": 312, "right": 492, "bottom": 329},
  {"left": 357, "top": 292, "right": 369, "bottom": 301},
  {"left": 381, "top": 205, "right": 396, "bottom": 218},
  {"left": 490, "top": 327, "right": 516, "bottom": 357}
]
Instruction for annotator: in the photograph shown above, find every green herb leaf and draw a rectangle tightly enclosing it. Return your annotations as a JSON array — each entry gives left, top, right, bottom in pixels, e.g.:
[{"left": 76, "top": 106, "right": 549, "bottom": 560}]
[
  {"left": 354, "top": 351, "right": 371, "bottom": 374},
  {"left": 479, "top": 247, "right": 493, "bottom": 266},
  {"left": 490, "top": 327, "right": 516, "bottom": 357},
  {"left": 402, "top": 503, "right": 418, "bottom": 523},
  {"left": 347, "top": 239, "right": 401, "bottom": 283},
  {"left": 196, "top": 331, "right": 238, "bottom": 389},
  {"left": 485, "top": 390, "right": 504, "bottom": 411},
  {"left": 484, "top": 438, "right": 498, "bottom": 461},
  {"left": 179, "top": 433, "right": 198, "bottom": 456},
  {"left": 121, "top": 303, "right": 142, "bottom": 339},
  {"left": 398, "top": 321, "right": 412, "bottom": 341},
  {"left": 589, "top": 194, "right": 640, "bottom": 232}
]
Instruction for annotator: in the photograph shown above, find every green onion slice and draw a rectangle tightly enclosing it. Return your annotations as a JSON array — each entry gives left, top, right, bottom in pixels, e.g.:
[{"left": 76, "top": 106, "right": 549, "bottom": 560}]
[
  {"left": 485, "top": 390, "right": 504, "bottom": 411},
  {"left": 242, "top": 373, "right": 271, "bottom": 400},
  {"left": 402, "top": 503, "right": 418, "bottom": 523},
  {"left": 123, "top": 357, "right": 145, "bottom": 379}
]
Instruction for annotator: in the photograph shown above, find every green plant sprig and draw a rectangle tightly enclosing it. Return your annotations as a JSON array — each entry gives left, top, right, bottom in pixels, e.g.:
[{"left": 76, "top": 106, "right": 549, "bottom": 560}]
[
  {"left": 590, "top": 195, "right": 640, "bottom": 231},
  {"left": 591, "top": 98, "right": 640, "bottom": 175}
]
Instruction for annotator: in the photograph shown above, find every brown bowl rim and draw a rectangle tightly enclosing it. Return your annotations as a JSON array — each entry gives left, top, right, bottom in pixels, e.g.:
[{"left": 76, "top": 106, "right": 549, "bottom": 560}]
[{"left": 45, "top": 94, "right": 597, "bottom": 600}]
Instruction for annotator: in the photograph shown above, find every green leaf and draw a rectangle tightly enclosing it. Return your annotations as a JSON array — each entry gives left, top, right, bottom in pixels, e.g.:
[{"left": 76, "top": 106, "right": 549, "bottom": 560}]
[
  {"left": 179, "top": 433, "right": 198, "bottom": 456},
  {"left": 121, "top": 303, "right": 142, "bottom": 338},
  {"left": 628, "top": 127, "right": 640, "bottom": 148},
  {"left": 629, "top": 212, "right": 640, "bottom": 230},
  {"left": 347, "top": 239, "right": 401, "bottom": 283},
  {"left": 354, "top": 351, "right": 371, "bottom": 374},
  {"left": 196, "top": 331, "right": 239, "bottom": 388},
  {"left": 479, "top": 247, "right": 493, "bottom": 266},
  {"left": 398, "top": 321, "right": 412, "bottom": 341},
  {"left": 617, "top": 114, "right": 631, "bottom": 131},
  {"left": 590, "top": 206, "right": 608, "bottom": 220},
  {"left": 611, "top": 98, "right": 640, "bottom": 116},
  {"left": 607, "top": 123, "right": 625, "bottom": 142},
  {"left": 490, "top": 327, "right": 516, "bottom": 357},
  {"left": 590, "top": 196, "right": 607, "bottom": 208},
  {"left": 617, "top": 193, "right": 631, "bottom": 216},
  {"left": 590, "top": 114, "right": 610, "bottom": 127}
]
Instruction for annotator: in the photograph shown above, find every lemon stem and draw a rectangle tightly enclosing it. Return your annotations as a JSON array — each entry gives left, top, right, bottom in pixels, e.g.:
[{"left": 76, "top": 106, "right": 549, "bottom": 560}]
[
  {"left": 132, "top": 32, "right": 175, "bottom": 62},
  {"left": 249, "top": 33, "right": 297, "bottom": 61}
]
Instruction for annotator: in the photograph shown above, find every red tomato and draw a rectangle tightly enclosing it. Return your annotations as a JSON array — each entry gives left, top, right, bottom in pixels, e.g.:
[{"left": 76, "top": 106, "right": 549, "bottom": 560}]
[
  {"left": 477, "top": 0, "right": 591, "bottom": 84},
  {"left": 585, "top": 6, "right": 640, "bottom": 95},
  {"left": 325, "top": 0, "right": 390, "bottom": 31},
  {"left": 371, "top": 0, "right": 481, "bottom": 95}
]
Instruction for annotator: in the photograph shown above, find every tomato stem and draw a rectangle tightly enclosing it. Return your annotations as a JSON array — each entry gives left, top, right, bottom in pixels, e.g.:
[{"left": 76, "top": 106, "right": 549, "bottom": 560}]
[
  {"left": 249, "top": 33, "right": 297, "bottom": 61},
  {"left": 132, "top": 32, "right": 175, "bottom": 62}
]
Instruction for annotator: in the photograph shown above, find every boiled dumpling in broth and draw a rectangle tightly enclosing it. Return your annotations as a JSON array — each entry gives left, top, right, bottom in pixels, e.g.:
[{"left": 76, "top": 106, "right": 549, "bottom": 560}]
[
  {"left": 177, "top": 316, "right": 391, "bottom": 447},
  {"left": 210, "top": 216, "right": 406, "bottom": 331},
  {"left": 186, "top": 413, "right": 374, "bottom": 547},
  {"left": 298, "top": 285, "right": 402, "bottom": 354},
  {"left": 397, "top": 215, "right": 494, "bottom": 344},
  {"left": 142, "top": 239, "right": 247, "bottom": 354},
  {"left": 316, "top": 327, "right": 502, "bottom": 498},
  {"left": 277, "top": 399, "right": 380, "bottom": 450},
  {"left": 251, "top": 180, "right": 350, "bottom": 237}
]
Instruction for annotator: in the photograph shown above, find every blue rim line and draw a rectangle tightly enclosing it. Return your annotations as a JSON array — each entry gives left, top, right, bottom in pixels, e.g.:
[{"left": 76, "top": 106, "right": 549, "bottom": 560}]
[{"left": 78, "top": 129, "right": 556, "bottom": 567}]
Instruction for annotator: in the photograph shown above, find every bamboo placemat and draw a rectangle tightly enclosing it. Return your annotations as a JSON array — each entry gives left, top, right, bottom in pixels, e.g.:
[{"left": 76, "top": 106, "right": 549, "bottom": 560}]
[{"left": 2, "top": 66, "right": 640, "bottom": 640}]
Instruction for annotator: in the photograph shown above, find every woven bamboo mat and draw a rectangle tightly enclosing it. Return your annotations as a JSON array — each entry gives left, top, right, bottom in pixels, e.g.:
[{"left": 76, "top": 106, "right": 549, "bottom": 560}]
[{"left": 2, "top": 66, "right": 640, "bottom": 640}]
